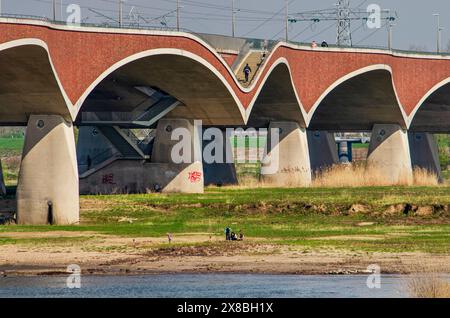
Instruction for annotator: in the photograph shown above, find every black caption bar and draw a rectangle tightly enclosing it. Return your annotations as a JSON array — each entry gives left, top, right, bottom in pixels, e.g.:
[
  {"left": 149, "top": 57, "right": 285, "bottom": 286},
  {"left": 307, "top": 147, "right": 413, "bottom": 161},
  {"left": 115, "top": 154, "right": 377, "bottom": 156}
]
[{"left": 1, "top": 298, "right": 448, "bottom": 316}]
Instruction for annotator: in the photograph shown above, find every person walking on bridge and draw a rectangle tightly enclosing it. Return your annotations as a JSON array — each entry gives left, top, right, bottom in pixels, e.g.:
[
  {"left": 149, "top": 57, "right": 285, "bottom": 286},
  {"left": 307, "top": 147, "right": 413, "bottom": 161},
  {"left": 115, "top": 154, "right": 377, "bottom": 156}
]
[{"left": 243, "top": 63, "right": 252, "bottom": 83}]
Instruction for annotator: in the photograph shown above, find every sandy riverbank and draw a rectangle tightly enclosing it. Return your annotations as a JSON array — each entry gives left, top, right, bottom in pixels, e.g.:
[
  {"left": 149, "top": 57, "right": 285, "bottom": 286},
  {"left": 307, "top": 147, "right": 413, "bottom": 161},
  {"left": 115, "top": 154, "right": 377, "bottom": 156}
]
[{"left": 0, "top": 232, "right": 448, "bottom": 276}]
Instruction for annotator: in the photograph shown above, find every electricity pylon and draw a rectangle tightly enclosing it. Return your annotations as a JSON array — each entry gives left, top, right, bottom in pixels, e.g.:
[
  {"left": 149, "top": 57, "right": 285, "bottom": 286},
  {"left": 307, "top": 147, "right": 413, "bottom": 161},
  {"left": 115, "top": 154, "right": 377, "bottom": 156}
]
[
  {"left": 289, "top": 1, "right": 397, "bottom": 47},
  {"left": 336, "top": 0, "right": 351, "bottom": 46}
]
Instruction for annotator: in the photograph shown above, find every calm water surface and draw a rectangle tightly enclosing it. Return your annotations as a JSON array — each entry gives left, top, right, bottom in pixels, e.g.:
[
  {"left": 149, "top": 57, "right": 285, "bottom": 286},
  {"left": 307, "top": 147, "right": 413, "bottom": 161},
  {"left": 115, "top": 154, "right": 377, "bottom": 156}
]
[{"left": 0, "top": 274, "right": 408, "bottom": 298}]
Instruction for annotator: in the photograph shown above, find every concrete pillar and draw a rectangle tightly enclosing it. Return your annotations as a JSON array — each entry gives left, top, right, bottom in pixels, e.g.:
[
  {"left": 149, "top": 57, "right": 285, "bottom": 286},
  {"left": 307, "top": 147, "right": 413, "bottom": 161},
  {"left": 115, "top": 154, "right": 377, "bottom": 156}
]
[
  {"left": 409, "top": 132, "right": 442, "bottom": 181},
  {"left": 261, "top": 122, "right": 311, "bottom": 187},
  {"left": 202, "top": 128, "right": 238, "bottom": 186},
  {"left": 151, "top": 118, "right": 204, "bottom": 193},
  {"left": 307, "top": 131, "right": 338, "bottom": 173},
  {"left": 338, "top": 142, "right": 352, "bottom": 163},
  {"left": 0, "top": 159, "right": 6, "bottom": 196},
  {"left": 367, "top": 124, "right": 413, "bottom": 185},
  {"left": 16, "top": 115, "right": 79, "bottom": 225}
]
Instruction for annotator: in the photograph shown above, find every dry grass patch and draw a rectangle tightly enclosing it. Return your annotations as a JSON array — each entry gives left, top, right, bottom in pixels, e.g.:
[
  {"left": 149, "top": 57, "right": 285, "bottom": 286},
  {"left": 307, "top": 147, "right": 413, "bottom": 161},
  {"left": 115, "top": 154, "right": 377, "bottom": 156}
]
[
  {"left": 313, "top": 164, "right": 439, "bottom": 187},
  {"left": 230, "top": 164, "right": 441, "bottom": 189},
  {"left": 407, "top": 272, "right": 450, "bottom": 298}
]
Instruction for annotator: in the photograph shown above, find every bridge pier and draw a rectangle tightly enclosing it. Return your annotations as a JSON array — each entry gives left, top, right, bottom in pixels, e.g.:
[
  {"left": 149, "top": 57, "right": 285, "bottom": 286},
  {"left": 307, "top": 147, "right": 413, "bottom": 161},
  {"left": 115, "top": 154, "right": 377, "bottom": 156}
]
[
  {"left": 260, "top": 122, "right": 311, "bottom": 187},
  {"left": 202, "top": 128, "right": 238, "bottom": 186},
  {"left": 307, "top": 131, "right": 339, "bottom": 174},
  {"left": 409, "top": 132, "right": 442, "bottom": 181},
  {"left": 17, "top": 115, "right": 79, "bottom": 225},
  {"left": 0, "top": 159, "right": 6, "bottom": 196},
  {"left": 367, "top": 124, "right": 413, "bottom": 185},
  {"left": 77, "top": 119, "right": 204, "bottom": 194},
  {"left": 151, "top": 118, "right": 204, "bottom": 193}
]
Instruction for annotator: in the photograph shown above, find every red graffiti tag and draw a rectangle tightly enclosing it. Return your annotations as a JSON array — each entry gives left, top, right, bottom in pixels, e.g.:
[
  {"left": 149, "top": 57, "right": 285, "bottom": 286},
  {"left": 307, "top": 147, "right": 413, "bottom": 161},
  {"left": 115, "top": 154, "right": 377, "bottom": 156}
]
[
  {"left": 102, "top": 174, "right": 116, "bottom": 185},
  {"left": 188, "top": 171, "right": 202, "bottom": 183}
]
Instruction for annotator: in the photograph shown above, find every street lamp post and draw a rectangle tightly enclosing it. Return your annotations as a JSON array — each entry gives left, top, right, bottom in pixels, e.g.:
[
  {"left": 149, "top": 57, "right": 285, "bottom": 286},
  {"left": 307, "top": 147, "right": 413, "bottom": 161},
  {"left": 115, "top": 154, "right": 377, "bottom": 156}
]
[
  {"left": 285, "top": 0, "right": 289, "bottom": 41},
  {"left": 232, "top": 0, "right": 235, "bottom": 37},
  {"left": 177, "top": 0, "right": 180, "bottom": 31},
  {"left": 119, "top": 0, "right": 123, "bottom": 27},
  {"left": 433, "top": 13, "right": 443, "bottom": 53},
  {"left": 386, "top": 11, "right": 395, "bottom": 50},
  {"left": 53, "top": 0, "right": 57, "bottom": 21}
]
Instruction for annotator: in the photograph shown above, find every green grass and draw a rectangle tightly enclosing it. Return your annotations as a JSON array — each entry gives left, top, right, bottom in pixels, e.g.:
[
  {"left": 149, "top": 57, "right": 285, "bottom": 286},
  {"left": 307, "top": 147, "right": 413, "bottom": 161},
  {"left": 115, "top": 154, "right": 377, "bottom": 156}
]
[
  {"left": 436, "top": 134, "right": 449, "bottom": 170},
  {"left": 232, "top": 136, "right": 266, "bottom": 148},
  {"left": 1, "top": 187, "right": 449, "bottom": 253},
  {"left": 0, "top": 137, "right": 24, "bottom": 157},
  {"left": 352, "top": 143, "right": 369, "bottom": 149},
  {"left": 0, "top": 236, "right": 93, "bottom": 246},
  {"left": 443, "top": 170, "right": 450, "bottom": 183}
]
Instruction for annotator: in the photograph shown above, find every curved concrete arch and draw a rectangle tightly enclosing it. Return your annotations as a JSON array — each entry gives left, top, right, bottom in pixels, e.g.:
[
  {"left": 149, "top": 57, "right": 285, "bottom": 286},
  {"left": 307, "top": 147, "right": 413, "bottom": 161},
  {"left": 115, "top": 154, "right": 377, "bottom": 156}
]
[
  {"left": 75, "top": 49, "right": 248, "bottom": 126},
  {"left": 246, "top": 58, "right": 307, "bottom": 128},
  {"left": 409, "top": 78, "right": 450, "bottom": 132},
  {"left": 0, "top": 39, "right": 73, "bottom": 123},
  {"left": 307, "top": 65, "right": 408, "bottom": 131}
]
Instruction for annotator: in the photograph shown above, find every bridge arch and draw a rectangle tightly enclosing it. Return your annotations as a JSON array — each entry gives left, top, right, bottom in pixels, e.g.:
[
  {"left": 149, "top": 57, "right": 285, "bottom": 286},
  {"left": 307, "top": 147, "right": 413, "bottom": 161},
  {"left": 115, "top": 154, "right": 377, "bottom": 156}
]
[
  {"left": 0, "top": 39, "right": 78, "bottom": 225},
  {"left": 408, "top": 78, "right": 450, "bottom": 132},
  {"left": 0, "top": 39, "right": 73, "bottom": 123},
  {"left": 75, "top": 48, "right": 247, "bottom": 126},
  {"left": 246, "top": 58, "right": 307, "bottom": 128},
  {"left": 307, "top": 65, "right": 407, "bottom": 131}
]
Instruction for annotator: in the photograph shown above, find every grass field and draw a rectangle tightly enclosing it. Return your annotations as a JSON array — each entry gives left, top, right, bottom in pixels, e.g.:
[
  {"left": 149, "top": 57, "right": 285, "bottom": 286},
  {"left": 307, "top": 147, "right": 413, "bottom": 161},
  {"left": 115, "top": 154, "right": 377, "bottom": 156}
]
[
  {"left": 1, "top": 187, "right": 449, "bottom": 254},
  {"left": 0, "top": 137, "right": 24, "bottom": 186},
  {"left": 0, "top": 137, "right": 24, "bottom": 157}
]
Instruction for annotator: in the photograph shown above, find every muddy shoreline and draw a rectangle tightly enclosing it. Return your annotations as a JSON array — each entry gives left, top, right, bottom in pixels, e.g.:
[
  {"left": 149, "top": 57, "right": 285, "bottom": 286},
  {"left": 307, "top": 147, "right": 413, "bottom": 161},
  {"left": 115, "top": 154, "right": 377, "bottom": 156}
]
[{"left": 1, "top": 232, "right": 449, "bottom": 278}]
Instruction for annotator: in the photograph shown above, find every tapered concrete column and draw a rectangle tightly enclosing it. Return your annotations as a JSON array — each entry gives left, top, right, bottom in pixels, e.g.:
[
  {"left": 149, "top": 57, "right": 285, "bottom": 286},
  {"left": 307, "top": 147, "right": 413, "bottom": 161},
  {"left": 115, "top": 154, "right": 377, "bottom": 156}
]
[
  {"left": 151, "top": 118, "right": 204, "bottom": 193},
  {"left": 202, "top": 128, "right": 238, "bottom": 186},
  {"left": 0, "top": 159, "right": 6, "bottom": 196},
  {"left": 17, "top": 115, "right": 79, "bottom": 225},
  {"left": 409, "top": 132, "right": 442, "bottom": 181},
  {"left": 261, "top": 122, "right": 311, "bottom": 187},
  {"left": 307, "top": 131, "right": 338, "bottom": 173},
  {"left": 367, "top": 124, "right": 413, "bottom": 184}
]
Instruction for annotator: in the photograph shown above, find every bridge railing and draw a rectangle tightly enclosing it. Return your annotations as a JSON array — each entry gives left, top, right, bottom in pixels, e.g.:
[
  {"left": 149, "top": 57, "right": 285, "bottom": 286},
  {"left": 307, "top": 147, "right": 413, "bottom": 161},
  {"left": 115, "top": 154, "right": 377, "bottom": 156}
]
[{"left": 1, "top": 13, "right": 449, "bottom": 57}]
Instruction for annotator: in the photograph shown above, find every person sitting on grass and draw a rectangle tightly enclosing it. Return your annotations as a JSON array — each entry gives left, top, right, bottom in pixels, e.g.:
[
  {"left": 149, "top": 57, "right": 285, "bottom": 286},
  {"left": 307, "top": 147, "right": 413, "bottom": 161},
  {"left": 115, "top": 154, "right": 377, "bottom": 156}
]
[
  {"left": 230, "top": 232, "right": 238, "bottom": 241},
  {"left": 238, "top": 230, "right": 244, "bottom": 241}
]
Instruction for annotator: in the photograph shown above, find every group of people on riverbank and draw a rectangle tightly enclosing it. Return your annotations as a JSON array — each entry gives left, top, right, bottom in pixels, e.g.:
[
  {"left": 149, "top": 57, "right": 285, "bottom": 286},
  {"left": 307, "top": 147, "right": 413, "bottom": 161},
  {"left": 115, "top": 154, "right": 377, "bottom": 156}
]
[{"left": 224, "top": 227, "right": 244, "bottom": 241}]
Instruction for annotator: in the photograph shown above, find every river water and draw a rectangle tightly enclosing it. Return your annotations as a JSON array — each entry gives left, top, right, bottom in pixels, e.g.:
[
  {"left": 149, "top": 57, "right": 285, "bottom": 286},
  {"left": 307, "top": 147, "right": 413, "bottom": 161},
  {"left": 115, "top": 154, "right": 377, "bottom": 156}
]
[{"left": 0, "top": 274, "right": 409, "bottom": 298}]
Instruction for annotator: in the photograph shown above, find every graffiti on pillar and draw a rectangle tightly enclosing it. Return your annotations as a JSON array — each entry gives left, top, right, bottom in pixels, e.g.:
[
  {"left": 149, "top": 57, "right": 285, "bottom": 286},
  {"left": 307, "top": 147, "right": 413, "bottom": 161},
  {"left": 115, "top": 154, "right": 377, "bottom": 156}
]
[
  {"left": 188, "top": 171, "right": 202, "bottom": 183},
  {"left": 102, "top": 173, "right": 116, "bottom": 185}
]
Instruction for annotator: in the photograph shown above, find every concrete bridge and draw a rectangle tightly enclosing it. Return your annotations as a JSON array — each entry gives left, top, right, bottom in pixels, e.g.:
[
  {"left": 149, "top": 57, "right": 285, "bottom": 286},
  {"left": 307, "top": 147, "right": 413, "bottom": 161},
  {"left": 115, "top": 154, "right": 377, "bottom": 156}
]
[{"left": 0, "top": 17, "right": 449, "bottom": 225}]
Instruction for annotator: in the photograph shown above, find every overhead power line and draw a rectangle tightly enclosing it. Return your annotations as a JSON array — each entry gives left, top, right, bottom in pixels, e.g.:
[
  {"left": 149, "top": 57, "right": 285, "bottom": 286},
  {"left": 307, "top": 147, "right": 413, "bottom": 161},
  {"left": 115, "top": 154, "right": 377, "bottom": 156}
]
[
  {"left": 242, "top": 0, "right": 296, "bottom": 38},
  {"left": 289, "top": 1, "right": 398, "bottom": 46}
]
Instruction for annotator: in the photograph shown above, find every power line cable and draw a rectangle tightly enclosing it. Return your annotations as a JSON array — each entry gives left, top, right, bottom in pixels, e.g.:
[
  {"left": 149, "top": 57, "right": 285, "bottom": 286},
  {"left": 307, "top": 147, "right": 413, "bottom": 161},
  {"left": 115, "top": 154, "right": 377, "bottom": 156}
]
[
  {"left": 354, "top": 20, "right": 388, "bottom": 45},
  {"left": 304, "top": 21, "right": 336, "bottom": 42},
  {"left": 290, "top": 20, "right": 316, "bottom": 41},
  {"left": 242, "top": 0, "right": 296, "bottom": 37}
]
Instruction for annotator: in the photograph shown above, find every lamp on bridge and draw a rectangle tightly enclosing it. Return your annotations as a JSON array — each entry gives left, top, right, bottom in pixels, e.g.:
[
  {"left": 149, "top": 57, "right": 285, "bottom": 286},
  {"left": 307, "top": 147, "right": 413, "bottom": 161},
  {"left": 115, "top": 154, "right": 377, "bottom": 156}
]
[{"left": 433, "top": 13, "right": 445, "bottom": 53}]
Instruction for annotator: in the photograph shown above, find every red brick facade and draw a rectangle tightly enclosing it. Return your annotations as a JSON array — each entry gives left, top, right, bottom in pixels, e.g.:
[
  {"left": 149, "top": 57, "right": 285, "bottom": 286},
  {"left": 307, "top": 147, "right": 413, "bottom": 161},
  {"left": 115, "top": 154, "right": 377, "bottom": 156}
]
[{"left": 1, "top": 20, "right": 449, "bottom": 118}]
